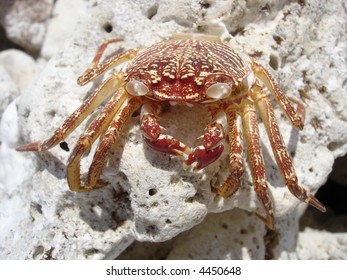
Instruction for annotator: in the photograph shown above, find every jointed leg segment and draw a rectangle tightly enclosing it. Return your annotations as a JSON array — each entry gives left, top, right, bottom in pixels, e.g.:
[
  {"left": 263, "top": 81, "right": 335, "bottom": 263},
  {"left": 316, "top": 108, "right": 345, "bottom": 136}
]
[
  {"left": 16, "top": 39, "right": 142, "bottom": 192},
  {"left": 252, "top": 61, "right": 305, "bottom": 130},
  {"left": 213, "top": 109, "right": 244, "bottom": 197},
  {"left": 252, "top": 86, "right": 326, "bottom": 212},
  {"left": 16, "top": 37, "right": 325, "bottom": 229},
  {"left": 216, "top": 71, "right": 325, "bottom": 227},
  {"left": 241, "top": 99, "right": 275, "bottom": 228},
  {"left": 16, "top": 73, "right": 125, "bottom": 153},
  {"left": 67, "top": 95, "right": 143, "bottom": 191},
  {"left": 77, "top": 39, "right": 140, "bottom": 86}
]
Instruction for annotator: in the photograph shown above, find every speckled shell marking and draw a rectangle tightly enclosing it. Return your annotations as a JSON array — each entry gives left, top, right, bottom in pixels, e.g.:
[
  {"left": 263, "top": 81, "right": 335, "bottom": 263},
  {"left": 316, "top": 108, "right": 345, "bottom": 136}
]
[{"left": 125, "top": 39, "right": 250, "bottom": 103}]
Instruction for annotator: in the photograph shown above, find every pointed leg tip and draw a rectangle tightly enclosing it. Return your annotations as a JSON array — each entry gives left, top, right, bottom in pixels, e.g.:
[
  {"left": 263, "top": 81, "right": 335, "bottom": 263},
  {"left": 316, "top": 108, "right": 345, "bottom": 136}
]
[
  {"left": 16, "top": 141, "right": 41, "bottom": 152},
  {"left": 309, "top": 195, "right": 326, "bottom": 212},
  {"left": 256, "top": 213, "right": 275, "bottom": 230}
]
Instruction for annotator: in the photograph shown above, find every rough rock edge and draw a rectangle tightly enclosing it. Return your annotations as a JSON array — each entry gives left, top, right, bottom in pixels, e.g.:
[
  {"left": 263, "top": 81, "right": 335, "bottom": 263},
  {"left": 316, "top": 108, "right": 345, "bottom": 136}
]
[{"left": 6, "top": 0, "right": 347, "bottom": 259}]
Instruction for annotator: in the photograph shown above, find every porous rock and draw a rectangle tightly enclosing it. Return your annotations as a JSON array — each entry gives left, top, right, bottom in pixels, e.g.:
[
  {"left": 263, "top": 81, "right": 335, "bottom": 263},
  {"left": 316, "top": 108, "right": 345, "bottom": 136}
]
[
  {"left": 3, "top": 0, "right": 347, "bottom": 259},
  {"left": 40, "top": 0, "right": 89, "bottom": 59},
  {"left": 0, "top": 0, "right": 54, "bottom": 52},
  {"left": 0, "top": 49, "right": 38, "bottom": 90},
  {"left": 297, "top": 208, "right": 347, "bottom": 260},
  {"left": 0, "top": 65, "right": 18, "bottom": 116}
]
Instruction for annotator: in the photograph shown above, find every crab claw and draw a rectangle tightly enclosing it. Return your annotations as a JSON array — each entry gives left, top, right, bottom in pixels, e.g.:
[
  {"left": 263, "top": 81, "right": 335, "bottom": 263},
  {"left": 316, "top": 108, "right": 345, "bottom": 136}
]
[
  {"left": 184, "top": 144, "right": 224, "bottom": 170},
  {"left": 143, "top": 135, "right": 191, "bottom": 158}
]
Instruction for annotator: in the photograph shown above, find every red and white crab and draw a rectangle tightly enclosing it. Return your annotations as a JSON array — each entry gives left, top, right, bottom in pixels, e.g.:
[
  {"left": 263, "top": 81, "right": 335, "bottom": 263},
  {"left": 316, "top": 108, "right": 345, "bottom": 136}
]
[{"left": 17, "top": 34, "right": 326, "bottom": 228}]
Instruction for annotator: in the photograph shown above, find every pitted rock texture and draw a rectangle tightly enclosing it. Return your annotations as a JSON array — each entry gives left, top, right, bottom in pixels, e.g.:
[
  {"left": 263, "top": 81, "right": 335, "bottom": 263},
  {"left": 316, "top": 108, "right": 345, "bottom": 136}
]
[{"left": 0, "top": 0, "right": 346, "bottom": 259}]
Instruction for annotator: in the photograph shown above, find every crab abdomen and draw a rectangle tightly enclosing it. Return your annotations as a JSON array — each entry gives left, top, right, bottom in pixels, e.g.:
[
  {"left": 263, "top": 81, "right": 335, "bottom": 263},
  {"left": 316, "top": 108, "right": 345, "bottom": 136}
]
[{"left": 125, "top": 39, "right": 250, "bottom": 103}]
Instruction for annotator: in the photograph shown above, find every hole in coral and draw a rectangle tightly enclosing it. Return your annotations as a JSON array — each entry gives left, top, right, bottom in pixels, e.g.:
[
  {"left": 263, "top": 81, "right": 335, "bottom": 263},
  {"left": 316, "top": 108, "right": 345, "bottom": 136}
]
[
  {"left": 59, "top": 141, "right": 69, "bottom": 152},
  {"left": 84, "top": 248, "right": 100, "bottom": 257},
  {"left": 148, "top": 188, "right": 157, "bottom": 196},
  {"left": 103, "top": 22, "right": 113, "bottom": 33},
  {"left": 151, "top": 202, "right": 159, "bottom": 207},
  {"left": 273, "top": 35, "right": 283, "bottom": 45},
  {"left": 185, "top": 197, "right": 194, "bottom": 203},
  {"left": 230, "top": 27, "right": 245, "bottom": 37},
  {"left": 32, "top": 245, "right": 44, "bottom": 259},
  {"left": 200, "top": 1, "right": 211, "bottom": 9},
  {"left": 327, "top": 141, "right": 340, "bottom": 151},
  {"left": 47, "top": 110, "right": 56, "bottom": 117},
  {"left": 261, "top": 3, "right": 271, "bottom": 12},
  {"left": 297, "top": 0, "right": 306, "bottom": 7},
  {"left": 221, "top": 223, "right": 228, "bottom": 229},
  {"left": 165, "top": 219, "right": 172, "bottom": 224},
  {"left": 31, "top": 202, "right": 43, "bottom": 215},
  {"left": 147, "top": 4, "right": 158, "bottom": 19},
  {"left": 145, "top": 224, "right": 158, "bottom": 235},
  {"left": 269, "top": 54, "right": 279, "bottom": 70},
  {"left": 23, "top": 108, "right": 30, "bottom": 118}
]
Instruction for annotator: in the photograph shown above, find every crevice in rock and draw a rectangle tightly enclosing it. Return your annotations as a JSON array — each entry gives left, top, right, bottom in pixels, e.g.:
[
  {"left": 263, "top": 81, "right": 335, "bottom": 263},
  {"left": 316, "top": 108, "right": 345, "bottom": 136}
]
[
  {"left": 263, "top": 229, "right": 280, "bottom": 260},
  {"left": 147, "top": 3, "right": 158, "bottom": 20}
]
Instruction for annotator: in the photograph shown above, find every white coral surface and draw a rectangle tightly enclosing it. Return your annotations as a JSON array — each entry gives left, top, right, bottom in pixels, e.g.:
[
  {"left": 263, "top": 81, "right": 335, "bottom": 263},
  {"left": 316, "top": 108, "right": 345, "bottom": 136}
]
[{"left": 0, "top": 0, "right": 346, "bottom": 259}]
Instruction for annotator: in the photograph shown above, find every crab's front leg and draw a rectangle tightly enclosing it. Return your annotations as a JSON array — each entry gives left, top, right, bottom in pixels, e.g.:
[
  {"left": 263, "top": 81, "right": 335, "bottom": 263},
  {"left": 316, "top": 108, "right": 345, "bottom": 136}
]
[{"left": 140, "top": 102, "right": 192, "bottom": 159}]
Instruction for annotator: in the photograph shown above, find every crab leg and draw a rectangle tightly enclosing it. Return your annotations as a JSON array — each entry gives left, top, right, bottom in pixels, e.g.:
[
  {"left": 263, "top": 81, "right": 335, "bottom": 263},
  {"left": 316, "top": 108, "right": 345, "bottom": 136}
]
[
  {"left": 252, "top": 87, "right": 326, "bottom": 212},
  {"left": 252, "top": 61, "right": 305, "bottom": 130},
  {"left": 77, "top": 39, "right": 140, "bottom": 86},
  {"left": 16, "top": 73, "right": 125, "bottom": 152},
  {"left": 241, "top": 98, "right": 275, "bottom": 229},
  {"left": 140, "top": 102, "right": 192, "bottom": 159},
  {"left": 17, "top": 39, "right": 140, "bottom": 153},
  {"left": 213, "top": 108, "right": 244, "bottom": 197},
  {"left": 67, "top": 95, "right": 143, "bottom": 191}
]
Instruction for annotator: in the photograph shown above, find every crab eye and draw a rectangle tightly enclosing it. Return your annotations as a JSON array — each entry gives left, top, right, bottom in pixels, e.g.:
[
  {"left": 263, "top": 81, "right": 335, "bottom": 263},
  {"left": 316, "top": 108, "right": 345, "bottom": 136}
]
[
  {"left": 206, "top": 83, "right": 232, "bottom": 99},
  {"left": 126, "top": 80, "right": 149, "bottom": 96}
]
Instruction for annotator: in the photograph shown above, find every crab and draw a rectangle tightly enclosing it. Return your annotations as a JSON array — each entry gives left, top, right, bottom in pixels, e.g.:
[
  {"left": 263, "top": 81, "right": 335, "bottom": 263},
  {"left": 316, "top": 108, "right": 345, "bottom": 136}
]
[{"left": 16, "top": 34, "right": 326, "bottom": 229}]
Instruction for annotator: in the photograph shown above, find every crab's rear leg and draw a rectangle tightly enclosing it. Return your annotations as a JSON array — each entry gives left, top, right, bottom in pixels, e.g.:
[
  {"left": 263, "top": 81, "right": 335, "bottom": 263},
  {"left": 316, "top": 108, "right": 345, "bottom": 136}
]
[
  {"left": 241, "top": 99, "right": 275, "bottom": 229},
  {"left": 140, "top": 102, "right": 192, "bottom": 159},
  {"left": 67, "top": 95, "right": 143, "bottom": 191},
  {"left": 251, "top": 85, "right": 326, "bottom": 213},
  {"left": 63, "top": 87, "right": 127, "bottom": 191}
]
